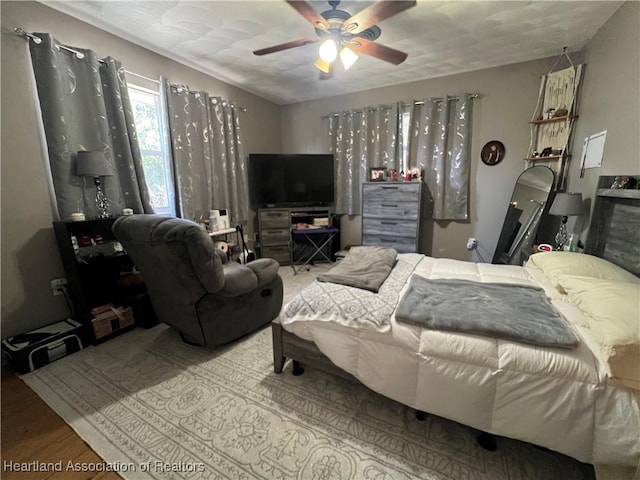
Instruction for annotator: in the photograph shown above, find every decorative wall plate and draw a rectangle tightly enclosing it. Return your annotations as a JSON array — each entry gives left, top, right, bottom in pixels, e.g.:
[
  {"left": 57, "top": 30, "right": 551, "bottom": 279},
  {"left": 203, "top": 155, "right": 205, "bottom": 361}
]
[{"left": 481, "top": 140, "right": 505, "bottom": 166}]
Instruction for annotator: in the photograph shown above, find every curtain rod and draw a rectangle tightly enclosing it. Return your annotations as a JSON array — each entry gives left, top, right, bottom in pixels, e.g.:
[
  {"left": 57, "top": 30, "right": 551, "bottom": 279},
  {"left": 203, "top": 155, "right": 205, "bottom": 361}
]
[
  {"left": 14, "top": 27, "right": 90, "bottom": 59},
  {"left": 402, "top": 93, "right": 480, "bottom": 108},
  {"left": 170, "top": 85, "right": 247, "bottom": 112},
  {"left": 322, "top": 94, "right": 480, "bottom": 119},
  {"left": 13, "top": 27, "right": 41, "bottom": 44},
  {"left": 124, "top": 70, "right": 160, "bottom": 85},
  {"left": 321, "top": 105, "right": 393, "bottom": 119},
  {"left": 14, "top": 27, "right": 247, "bottom": 113}
]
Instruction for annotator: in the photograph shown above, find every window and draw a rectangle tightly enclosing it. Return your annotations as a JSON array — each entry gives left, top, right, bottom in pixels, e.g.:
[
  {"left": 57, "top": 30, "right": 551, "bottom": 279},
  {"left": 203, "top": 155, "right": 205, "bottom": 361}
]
[
  {"left": 128, "top": 84, "right": 174, "bottom": 215},
  {"left": 400, "top": 109, "right": 410, "bottom": 173}
]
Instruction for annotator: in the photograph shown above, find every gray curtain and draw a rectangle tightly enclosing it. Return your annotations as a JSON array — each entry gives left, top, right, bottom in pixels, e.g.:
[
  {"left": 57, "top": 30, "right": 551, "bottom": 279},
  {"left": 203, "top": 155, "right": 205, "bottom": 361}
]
[
  {"left": 328, "top": 105, "right": 398, "bottom": 215},
  {"left": 164, "top": 80, "right": 248, "bottom": 224},
  {"left": 408, "top": 94, "right": 473, "bottom": 220},
  {"left": 29, "top": 33, "right": 153, "bottom": 220}
]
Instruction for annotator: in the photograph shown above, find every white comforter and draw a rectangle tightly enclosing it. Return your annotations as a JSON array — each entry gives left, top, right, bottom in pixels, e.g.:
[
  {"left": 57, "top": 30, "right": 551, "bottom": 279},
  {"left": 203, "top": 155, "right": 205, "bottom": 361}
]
[{"left": 282, "top": 255, "right": 640, "bottom": 466}]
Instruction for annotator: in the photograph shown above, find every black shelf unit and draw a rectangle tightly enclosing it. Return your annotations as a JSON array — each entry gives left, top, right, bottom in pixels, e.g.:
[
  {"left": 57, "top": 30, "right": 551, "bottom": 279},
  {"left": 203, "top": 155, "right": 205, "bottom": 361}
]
[{"left": 53, "top": 218, "right": 152, "bottom": 343}]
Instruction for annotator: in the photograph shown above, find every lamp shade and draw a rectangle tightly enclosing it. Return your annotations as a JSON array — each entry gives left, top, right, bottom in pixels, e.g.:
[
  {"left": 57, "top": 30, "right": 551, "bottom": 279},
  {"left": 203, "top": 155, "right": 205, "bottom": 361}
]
[
  {"left": 318, "top": 38, "right": 338, "bottom": 63},
  {"left": 339, "top": 47, "right": 359, "bottom": 70},
  {"left": 549, "top": 192, "right": 583, "bottom": 216},
  {"left": 76, "top": 151, "right": 112, "bottom": 177}
]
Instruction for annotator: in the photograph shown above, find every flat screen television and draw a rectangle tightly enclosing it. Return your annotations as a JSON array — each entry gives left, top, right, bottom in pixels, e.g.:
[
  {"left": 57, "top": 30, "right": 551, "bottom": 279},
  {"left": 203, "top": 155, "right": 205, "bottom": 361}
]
[{"left": 248, "top": 153, "right": 335, "bottom": 208}]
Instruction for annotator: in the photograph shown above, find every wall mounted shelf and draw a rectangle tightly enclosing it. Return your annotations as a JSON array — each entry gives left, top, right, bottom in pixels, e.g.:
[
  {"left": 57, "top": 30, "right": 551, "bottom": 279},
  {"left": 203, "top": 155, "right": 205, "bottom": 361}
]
[
  {"left": 529, "top": 115, "right": 578, "bottom": 125},
  {"left": 524, "top": 155, "right": 564, "bottom": 162},
  {"left": 525, "top": 62, "right": 583, "bottom": 190}
]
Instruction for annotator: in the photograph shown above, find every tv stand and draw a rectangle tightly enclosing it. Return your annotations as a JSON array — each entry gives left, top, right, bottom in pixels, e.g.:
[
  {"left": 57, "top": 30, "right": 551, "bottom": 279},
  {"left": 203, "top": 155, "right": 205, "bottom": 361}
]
[{"left": 257, "top": 206, "right": 337, "bottom": 265}]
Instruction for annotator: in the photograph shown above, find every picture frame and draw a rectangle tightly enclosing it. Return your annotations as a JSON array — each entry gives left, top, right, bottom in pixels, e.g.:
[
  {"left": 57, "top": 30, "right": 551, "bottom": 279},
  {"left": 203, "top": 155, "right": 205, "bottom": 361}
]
[
  {"left": 480, "top": 140, "right": 506, "bottom": 166},
  {"left": 369, "top": 167, "right": 387, "bottom": 182}
]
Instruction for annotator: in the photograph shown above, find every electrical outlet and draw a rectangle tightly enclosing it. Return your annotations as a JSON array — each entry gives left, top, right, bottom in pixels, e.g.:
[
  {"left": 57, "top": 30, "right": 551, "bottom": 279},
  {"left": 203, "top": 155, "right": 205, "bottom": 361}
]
[
  {"left": 50, "top": 278, "right": 67, "bottom": 296},
  {"left": 466, "top": 237, "right": 477, "bottom": 251}
]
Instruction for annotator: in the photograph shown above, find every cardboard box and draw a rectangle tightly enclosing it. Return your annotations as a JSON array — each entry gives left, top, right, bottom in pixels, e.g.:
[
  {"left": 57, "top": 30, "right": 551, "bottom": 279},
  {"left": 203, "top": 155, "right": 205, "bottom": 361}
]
[
  {"left": 90, "top": 303, "right": 115, "bottom": 316},
  {"left": 91, "top": 306, "right": 135, "bottom": 339}
]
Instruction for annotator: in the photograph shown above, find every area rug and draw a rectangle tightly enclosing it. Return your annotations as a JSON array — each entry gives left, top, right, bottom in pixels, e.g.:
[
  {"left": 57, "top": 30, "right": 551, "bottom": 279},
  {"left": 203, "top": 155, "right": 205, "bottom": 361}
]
[{"left": 21, "top": 267, "right": 594, "bottom": 480}]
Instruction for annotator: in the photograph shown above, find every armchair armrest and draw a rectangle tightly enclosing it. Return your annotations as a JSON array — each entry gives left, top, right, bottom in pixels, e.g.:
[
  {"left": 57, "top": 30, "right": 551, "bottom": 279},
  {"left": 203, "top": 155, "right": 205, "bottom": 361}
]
[
  {"left": 217, "top": 263, "right": 258, "bottom": 297},
  {"left": 216, "top": 259, "right": 280, "bottom": 297},
  {"left": 245, "top": 258, "right": 280, "bottom": 288}
]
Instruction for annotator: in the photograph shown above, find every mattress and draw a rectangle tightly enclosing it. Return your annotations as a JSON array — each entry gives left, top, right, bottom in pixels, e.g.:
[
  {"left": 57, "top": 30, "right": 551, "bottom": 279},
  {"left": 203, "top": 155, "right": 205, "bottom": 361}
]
[{"left": 281, "top": 255, "right": 640, "bottom": 466}]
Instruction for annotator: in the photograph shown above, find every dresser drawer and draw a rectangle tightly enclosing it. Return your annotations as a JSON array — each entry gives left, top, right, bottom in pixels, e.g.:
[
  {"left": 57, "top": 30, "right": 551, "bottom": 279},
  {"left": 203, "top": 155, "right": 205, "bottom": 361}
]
[
  {"left": 260, "top": 229, "right": 290, "bottom": 246},
  {"left": 362, "top": 234, "right": 417, "bottom": 253},
  {"left": 363, "top": 182, "right": 421, "bottom": 204},
  {"left": 260, "top": 245, "right": 291, "bottom": 264},
  {"left": 362, "top": 218, "right": 418, "bottom": 239},
  {"left": 362, "top": 201, "right": 419, "bottom": 220},
  {"left": 259, "top": 209, "right": 290, "bottom": 229}
]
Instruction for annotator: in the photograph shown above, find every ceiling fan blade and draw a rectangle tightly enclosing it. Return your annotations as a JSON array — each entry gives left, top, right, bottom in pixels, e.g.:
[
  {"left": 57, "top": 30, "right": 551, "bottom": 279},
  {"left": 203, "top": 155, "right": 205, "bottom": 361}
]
[
  {"left": 342, "top": 1, "right": 416, "bottom": 34},
  {"left": 253, "top": 37, "right": 318, "bottom": 56},
  {"left": 286, "top": 0, "right": 330, "bottom": 30},
  {"left": 349, "top": 38, "right": 408, "bottom": 65}
]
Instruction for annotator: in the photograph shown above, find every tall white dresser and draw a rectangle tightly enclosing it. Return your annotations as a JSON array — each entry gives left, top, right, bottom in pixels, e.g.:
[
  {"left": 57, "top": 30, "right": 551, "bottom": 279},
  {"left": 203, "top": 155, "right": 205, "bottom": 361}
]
[{"left": 361, "top": 181, "right": 423, "bottom": 253}]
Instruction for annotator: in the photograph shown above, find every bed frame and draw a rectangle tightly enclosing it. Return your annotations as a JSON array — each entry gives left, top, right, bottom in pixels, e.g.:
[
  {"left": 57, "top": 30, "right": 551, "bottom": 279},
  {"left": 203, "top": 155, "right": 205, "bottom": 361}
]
[
  {"left": 272, "top": 319, "right": 356, "bottom": 381},
  {"left": 584, "top": 175, "right": 640, "bottom": 275},
  {"left": 270, "top": 174, "right": 640, "bottom": 457},
  {"left": 273, "top": 174, "right": 639, "bottom": 377}
]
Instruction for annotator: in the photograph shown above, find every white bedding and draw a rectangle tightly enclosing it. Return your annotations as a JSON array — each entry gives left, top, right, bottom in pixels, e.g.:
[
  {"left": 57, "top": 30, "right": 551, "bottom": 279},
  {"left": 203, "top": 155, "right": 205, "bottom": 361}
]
[{"left": 281, "top": 255, "right": 640, "bottom": 466}]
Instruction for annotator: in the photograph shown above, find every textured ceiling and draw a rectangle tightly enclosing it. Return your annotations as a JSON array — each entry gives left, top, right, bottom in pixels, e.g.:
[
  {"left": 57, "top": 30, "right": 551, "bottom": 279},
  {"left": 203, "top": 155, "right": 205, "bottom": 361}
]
[{"left": 42, "top": 1, "right": 622, "bottom": 105}]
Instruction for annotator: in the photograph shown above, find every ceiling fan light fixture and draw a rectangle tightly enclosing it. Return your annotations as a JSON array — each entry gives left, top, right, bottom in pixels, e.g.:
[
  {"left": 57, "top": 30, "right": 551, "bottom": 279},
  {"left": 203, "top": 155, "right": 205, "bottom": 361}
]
[
  {"left": 318, "top": 38, "right": 338, "bottom": 62},
  {"left": 339, "top": 46, "right": 358, "bottom": 70},
  {"left": 255, "top": 0, "right": 416, "bottom": 78},
  {"left": 314, "top": 58, "right": 332, "bottom": 73}
]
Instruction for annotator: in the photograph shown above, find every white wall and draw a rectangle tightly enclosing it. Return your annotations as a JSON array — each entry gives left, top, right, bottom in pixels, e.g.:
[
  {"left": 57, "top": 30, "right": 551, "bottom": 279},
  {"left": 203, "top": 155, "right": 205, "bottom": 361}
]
[
  {"left": 281, "top": 58, "right": 556, "bottom": 260},
  {"left": 1, "top": 1, "right": 282, "bottom": 338},
  {"left": 281, "top": 1, "right": 638, "bottom": 261},
  {"left": 566, "top": 1, "right": 640, "bottom": 241}
]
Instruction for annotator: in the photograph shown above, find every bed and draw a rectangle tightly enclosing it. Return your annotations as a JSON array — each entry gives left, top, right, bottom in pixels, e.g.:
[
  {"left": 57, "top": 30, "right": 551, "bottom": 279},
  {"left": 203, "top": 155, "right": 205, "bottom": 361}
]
[{"left": 271, "top": 177, "right": 640, "bottom": 474}]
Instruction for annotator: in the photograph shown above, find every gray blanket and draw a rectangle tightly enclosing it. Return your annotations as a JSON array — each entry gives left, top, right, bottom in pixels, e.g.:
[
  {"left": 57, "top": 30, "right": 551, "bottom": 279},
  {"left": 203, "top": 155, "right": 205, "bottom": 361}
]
[
  {"left": 284, "top": 254, "right": 422, "bottom": 332},
  {"left": 317, "top": 246, "right": 397, "bottom": 293},
  {"left": 395, "top": 275, "right": 578, "bottom": 348}
]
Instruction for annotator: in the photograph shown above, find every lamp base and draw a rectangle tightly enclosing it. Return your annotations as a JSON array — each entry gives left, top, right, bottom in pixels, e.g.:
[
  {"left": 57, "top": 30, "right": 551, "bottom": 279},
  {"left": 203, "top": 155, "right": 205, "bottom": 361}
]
[
  {"left": 554, "top": 217, "right": 568, "bottom": 251},
  {"left": 94, "top": 179, "right": 111, "bottom": 219}
]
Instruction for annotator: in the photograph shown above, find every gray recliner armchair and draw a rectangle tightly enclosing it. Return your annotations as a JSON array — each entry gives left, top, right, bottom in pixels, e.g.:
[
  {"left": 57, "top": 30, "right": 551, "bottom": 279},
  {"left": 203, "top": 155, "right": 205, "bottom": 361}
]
[{"left": 112, "top": 214, "right": 283, "bottom": 347}]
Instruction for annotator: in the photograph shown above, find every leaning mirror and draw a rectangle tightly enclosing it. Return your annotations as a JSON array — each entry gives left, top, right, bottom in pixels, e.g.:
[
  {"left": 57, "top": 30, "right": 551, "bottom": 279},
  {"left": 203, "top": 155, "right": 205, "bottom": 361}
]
[{"left": 492, "top": 166, "right": 555, "bottom": 265}]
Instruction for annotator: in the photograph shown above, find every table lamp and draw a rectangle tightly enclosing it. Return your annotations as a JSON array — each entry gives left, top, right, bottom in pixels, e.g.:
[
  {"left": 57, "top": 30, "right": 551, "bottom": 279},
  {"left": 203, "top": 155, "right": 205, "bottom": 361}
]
[
  {"left": 76, "top": 151, "right": 113, "bottom": 219},
  {"left": 549, "top": 192, "right": 583, "bottom": 250}
]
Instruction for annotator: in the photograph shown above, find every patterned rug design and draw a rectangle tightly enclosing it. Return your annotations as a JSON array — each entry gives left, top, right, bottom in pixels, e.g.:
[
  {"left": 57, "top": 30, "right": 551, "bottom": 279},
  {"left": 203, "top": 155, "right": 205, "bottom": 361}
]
[{"left": 21, "top": 267, "right": 594, "bottom": 480}]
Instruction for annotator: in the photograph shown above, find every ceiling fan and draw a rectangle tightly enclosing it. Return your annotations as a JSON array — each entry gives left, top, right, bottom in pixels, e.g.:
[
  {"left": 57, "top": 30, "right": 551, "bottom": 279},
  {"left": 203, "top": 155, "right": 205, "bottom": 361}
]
[{"left": 253, "top": 0, "right": 416, "bottom": 79}]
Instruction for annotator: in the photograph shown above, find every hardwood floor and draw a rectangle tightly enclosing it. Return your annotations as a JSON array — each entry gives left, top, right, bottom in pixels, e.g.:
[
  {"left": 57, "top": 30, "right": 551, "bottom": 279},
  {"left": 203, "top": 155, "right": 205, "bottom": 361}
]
[{"left": 1, "top": 366, "right": 121, "bottom": 480}]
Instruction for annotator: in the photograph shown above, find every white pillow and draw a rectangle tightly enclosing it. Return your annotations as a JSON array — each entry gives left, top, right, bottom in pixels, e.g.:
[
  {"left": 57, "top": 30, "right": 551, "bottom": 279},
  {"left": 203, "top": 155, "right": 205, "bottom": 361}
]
[
  {"left": 558, "top": 274, "right": 640, "bottom": 390},
  {"left": 527, "top": 252, "right": 639, "bottom": 293}
]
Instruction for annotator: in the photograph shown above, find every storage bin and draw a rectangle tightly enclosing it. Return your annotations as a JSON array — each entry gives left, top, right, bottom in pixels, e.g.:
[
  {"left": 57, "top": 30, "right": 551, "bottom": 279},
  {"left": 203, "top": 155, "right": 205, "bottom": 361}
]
[
  {"left": 2, "top": 319, "right": 85, "bottom": 374},
  {"left": 91, "top": 305, "right": 135, "bottom": 339}
]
